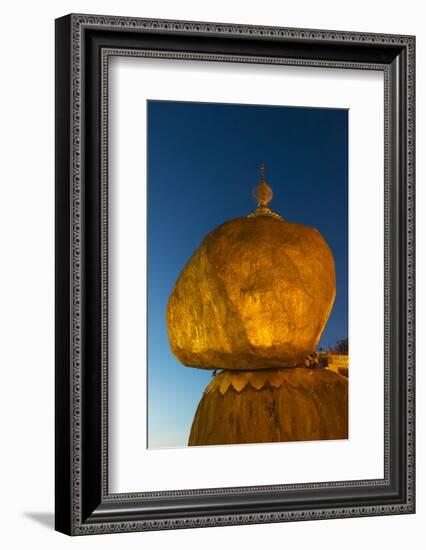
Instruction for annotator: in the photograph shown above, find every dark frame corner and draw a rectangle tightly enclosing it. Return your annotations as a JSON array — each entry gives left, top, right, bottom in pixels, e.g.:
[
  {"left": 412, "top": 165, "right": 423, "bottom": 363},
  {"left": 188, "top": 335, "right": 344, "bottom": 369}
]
[{"left": 55, "top": 13, "right": 415, "bottom": 535}]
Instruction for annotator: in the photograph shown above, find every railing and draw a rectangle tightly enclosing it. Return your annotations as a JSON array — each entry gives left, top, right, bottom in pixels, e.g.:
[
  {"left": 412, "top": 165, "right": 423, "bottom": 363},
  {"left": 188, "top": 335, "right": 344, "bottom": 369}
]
[
  {"left": 326, "top": 354, "right": 349, "bottom": 377},
  {"left": 328, "top": 354, "right": 348, "bottom": 367}
]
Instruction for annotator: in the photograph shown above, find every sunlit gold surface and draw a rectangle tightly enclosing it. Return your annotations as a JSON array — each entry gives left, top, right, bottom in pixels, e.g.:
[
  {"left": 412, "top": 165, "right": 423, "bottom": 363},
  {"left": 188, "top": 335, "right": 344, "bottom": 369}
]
[{"left": 167, "top": 215, "right": 336, "bottom": 370}]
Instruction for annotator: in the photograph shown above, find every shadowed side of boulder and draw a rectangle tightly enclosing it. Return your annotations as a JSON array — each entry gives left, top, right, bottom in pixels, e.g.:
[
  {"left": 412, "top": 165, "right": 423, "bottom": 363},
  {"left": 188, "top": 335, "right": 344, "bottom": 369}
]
[{"left": 188, "top": 368, "right": 348, "bottom": 446}]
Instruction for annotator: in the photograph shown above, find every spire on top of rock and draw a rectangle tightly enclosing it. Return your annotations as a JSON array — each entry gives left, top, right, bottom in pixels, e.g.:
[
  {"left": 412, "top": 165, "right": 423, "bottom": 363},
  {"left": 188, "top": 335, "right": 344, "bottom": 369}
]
[{"left": 248, "top": 164, "right": 283, "bottom": 221}]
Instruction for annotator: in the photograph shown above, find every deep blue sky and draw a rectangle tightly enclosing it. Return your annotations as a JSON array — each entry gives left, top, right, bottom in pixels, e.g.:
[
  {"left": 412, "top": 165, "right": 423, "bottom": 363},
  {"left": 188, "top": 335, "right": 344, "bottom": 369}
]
[{"left": 147, "top": 100, "right": 348, "bottom": 448}]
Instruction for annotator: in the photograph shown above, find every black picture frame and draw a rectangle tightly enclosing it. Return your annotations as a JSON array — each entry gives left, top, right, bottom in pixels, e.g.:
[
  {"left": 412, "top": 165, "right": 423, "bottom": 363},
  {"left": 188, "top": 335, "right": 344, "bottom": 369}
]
[{"left": 55, "top": 13, "right": 415, "bottom": 535}]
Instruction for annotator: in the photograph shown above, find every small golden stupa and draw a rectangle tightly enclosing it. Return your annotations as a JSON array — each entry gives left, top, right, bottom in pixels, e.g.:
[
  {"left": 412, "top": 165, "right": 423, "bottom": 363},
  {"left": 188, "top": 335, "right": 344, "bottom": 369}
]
[{"left": 167, "top": 166, "right": 348, "bottom": 446}]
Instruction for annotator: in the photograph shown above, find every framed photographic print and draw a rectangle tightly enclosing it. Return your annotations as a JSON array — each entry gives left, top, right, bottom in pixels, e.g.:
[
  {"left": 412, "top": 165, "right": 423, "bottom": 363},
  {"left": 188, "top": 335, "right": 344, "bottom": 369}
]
[{"left": 55, "top": 14, "right": 415, "bottom": 535}]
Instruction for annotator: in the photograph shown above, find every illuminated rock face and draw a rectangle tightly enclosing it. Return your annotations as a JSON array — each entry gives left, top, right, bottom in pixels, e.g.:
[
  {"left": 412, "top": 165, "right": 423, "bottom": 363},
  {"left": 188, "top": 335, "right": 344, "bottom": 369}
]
[{"left": 167, "top": 216, "right": 336, "bottom": 370}]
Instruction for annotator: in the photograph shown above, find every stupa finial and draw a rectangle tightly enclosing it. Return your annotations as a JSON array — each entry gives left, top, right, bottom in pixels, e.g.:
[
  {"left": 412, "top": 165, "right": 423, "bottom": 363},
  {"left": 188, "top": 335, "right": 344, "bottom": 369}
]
[{"left": 248, "top": 164, "right": 283, "bottom": 221}]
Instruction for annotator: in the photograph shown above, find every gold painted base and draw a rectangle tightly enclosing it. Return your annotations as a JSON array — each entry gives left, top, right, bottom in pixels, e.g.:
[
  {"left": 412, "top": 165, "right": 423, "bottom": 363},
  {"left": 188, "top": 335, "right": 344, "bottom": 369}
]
[{"left": 188, "top": 367, "right": 348, "bottom": 446}]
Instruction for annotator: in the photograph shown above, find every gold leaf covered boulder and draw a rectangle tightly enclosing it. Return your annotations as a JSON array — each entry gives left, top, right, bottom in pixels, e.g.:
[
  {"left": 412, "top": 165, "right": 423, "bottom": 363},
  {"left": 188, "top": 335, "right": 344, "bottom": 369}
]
[{"left": 166, "top": 167, "right": 336, "bottom": 371}]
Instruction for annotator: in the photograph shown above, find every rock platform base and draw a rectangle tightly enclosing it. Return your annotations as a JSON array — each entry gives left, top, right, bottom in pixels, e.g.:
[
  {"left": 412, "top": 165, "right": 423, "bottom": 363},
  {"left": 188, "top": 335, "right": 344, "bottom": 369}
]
[{"left": 188, "top": 367, "right": 348, "bottom": 446}]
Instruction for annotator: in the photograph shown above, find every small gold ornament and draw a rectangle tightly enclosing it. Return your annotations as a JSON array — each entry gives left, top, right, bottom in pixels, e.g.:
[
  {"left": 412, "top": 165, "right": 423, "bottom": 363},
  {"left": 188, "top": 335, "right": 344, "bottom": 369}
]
[{"left": 248, "top": 164, "right": 284, "bottom": 221}]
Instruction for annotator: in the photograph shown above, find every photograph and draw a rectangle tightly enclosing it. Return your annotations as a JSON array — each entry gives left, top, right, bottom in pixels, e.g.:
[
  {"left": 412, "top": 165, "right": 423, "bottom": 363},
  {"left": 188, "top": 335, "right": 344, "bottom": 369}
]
[{"left": 147, "top": 100, "right": 349, "bottom": 448}]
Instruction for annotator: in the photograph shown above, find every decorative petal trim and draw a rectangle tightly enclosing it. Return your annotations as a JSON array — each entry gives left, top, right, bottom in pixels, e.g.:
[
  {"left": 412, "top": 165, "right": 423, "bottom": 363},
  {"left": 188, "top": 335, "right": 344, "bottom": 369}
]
[{"left": 205, "top": 356, "right": 332, "bottom": 396}]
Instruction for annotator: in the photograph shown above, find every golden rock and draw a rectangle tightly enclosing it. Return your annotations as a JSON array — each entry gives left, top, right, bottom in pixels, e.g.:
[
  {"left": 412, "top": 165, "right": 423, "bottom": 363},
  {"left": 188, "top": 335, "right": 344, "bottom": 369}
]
[{"left": 167, "top": 214, "right": 336, "bottom": 370}]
